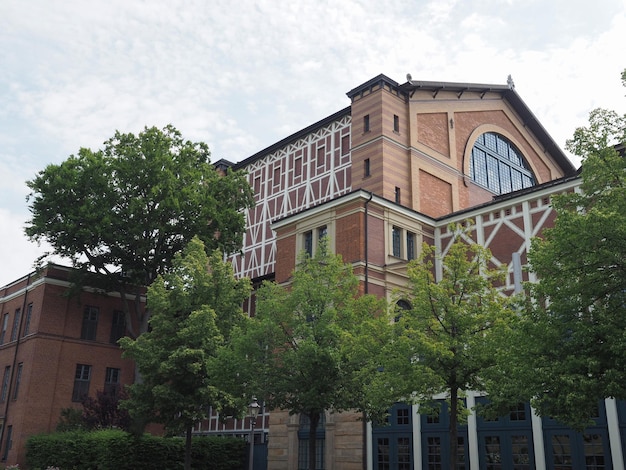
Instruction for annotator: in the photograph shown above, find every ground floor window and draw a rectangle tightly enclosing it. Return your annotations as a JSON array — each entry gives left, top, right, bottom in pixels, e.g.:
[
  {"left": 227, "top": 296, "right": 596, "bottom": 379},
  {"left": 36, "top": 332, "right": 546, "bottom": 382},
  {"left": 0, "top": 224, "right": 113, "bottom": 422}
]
[{"left": 298, "top": 413, "right": 325, "bottom": 470}]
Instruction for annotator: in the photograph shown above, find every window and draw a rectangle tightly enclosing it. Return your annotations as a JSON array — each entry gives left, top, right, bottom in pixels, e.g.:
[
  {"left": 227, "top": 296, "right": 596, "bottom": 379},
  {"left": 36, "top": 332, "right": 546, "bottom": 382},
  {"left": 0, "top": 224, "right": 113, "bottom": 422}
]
[
  {"left": 317, "top": 146, "right": 325, "bottom": 167},
  {"left": 10, "top": 308, "right": 20, "bottom": 342},
  {"left": 392, "top": 227, "right": 401, "bottom": 257},
  {"left": 110, "top": 311, "right": 126, "bottom": 344},
  {"left": 253, "top": 176, "right": 261, "bottom": 195},
  {"left": 298, "top": 413, "right": 325, "bottom": 470},
  {"left": 1, "top": 366, "right": 10, "bottom": 402},
  {"left": 2, "top": 425, "right": 12, "bottom": 461},
  {"left": 341, "top": 135, "right": 350, "bottom": 155},
  {"left": 0, "top": 314, "right": 8, "bottom": 344},
  {"left": 470, "top": 132, "right": 535, "bottom": 195},
  {"left": 303, "top": 226, "right": 329, "bottom": 257},
  {"left": 72, "top": 364, "right": 91, "bottom": 402},
  {"left": 318, "top": 225, "right": 327, "bottom": 240},
  {"left": 394, "top": 114, "right": 400, "bottom": 132},
  {"left": 81, "top": 306, "right": 99, "bottom": 341},
  {"left": 273, "top": 166, "right": 281, "bottom": 187},
  {"left": 104, "top": 367, "right": 121, "bottom": 397},
  {"left": 304, "top": 231, "right": 313, "bottom": 257},
  {"left": 12, "top": 363, "right": 22, "bottom": 400},
  {"left": 406, "top": 232, "right": 416, "bottom": 260},
  {"left": 395, "top": 186, "right": 401, "bottom": 204},
  {"left": 364, "top": 158, "right": 371, "bottom": 177},
  {"left": 22, "top": 303, "right": 32, "bottom": 336},
  {"left": 294, "top": 157, "right": 303, "bottom": 177},
  {"left": 363, "top": 114, "right": 370, "bottom": 133}
]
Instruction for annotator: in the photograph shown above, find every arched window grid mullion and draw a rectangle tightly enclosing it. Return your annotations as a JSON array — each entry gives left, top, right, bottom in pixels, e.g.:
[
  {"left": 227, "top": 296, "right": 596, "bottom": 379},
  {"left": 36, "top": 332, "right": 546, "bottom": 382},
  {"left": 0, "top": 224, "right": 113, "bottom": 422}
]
[{"left": 470, "top": 132, "right": 535, "bottom": 195}]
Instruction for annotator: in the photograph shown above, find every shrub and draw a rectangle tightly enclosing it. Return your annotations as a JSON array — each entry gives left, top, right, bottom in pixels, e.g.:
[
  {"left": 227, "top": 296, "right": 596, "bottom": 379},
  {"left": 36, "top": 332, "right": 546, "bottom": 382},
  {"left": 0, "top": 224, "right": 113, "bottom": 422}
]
[{"left": 26, "top": 430, "right": 246, "bottom": 469}]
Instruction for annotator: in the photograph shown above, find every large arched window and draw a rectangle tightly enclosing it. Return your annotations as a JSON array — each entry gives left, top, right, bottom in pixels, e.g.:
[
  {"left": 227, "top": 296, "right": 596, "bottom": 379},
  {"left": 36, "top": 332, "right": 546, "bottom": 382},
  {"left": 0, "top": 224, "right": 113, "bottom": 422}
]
[{"left": 470, "top": 132, "right": 535, "bottom": 195}]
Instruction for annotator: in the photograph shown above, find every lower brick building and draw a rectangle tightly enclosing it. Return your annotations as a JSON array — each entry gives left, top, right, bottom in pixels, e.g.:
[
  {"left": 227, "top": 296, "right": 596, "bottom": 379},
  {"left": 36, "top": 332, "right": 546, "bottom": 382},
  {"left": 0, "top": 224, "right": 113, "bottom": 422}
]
[{"left": 0, "top": 265, "right": 142, "bottom": 465}]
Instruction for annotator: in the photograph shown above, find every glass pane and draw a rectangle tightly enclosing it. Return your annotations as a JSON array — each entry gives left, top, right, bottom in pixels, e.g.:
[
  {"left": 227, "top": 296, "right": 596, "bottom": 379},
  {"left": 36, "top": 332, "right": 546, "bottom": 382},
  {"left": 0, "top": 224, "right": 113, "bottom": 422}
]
[
  {"left": 398, "top": 437, "right": 411, "bottom": 470},
  {"left": 377, "top": 438, "right": 390, "bottom": 470},
  {"left": 487, "top": 156, "right": 500, "bottom": 193},
  {"left": 427, "top": 436, "right": 442, "bottom": 470},
  {"left": 485, "top": 436, "right": 502, "bottom": 470},
  {"left": 551, "top": 434, "right": 573, "bottom": 469},
  {"left": 583, "top": 434, "right": 606, "bottom": 469},
  {"left": 511, "top": 435, "right": 531, "bottom": 470}
]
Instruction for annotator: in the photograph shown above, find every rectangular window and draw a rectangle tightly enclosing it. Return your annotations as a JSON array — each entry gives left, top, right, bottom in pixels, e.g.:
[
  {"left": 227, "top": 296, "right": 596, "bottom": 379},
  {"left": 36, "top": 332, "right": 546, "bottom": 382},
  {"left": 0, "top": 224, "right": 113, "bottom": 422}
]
[
  {"left": 0, "top": 314, "right": 8, "bottom": 344},
  {"left": 363, "top": 114, "right": 370, "bottom": 133},
  {"left": 12, "top": 363, "right": 22, "bottom": 400},
  {"left": 253, "top": 176, "right": 261, "bottom": 195},
  {"left": 397, "top": 407, "right": 409, "bottom": 425},
  {"left": 484, "top": 436, "right": 501, "bottom": 467},
  {"left": 394, "top": 114, "right": 400, "bottom": 132},
  {"left": 72, "top": 364, "right": 91, "bottom": 402},
  {"left": 426, "top": 436, "right": 442, "bottom": 469},
  {"left": 392, "top": 227, "right": 401, "bottom": 257},
  {"left": 81, "top": 306, "right": 99, "bottom": 341},
  {"left": 10, "top": 308, "right": 20, "bottom": 342},
  {"left": 407, "top": 232, "right": 416, "bottom": 261},
  {"left": 364, "top": 158, "right": 371, "bottom": 177},
  {"left": 294, "top": 157, "right": 302, "bottom": 177},
  {"left": 110, "top": 311, "right": 126, "bottom": 344},
  {"left": 317, "top": 146, "right": 325, "bottom": 167},
  {"left": 273, "top": 166, "right": 281, "bottom": 188},
  {"left": 2, "top": 425, "right": 12, "bottom": 461},
  {"left": 551, "top": 435, "right": 571, "bottom": 468},
  {"left": 341, "top": 135, "right": 350, "bottom": 155},
  {"left": 318, "top": 225, "right": 327, "bottom": 240},
  {"left": 395, "top": 186, "right": 401, "bottom": 204},
  {"left": 104, "top": 367, "right": 121, "bottom": 397},
  {"left": 1, "top": 366, "right": 10, "bottom": 402},
  {"left": 304, "top": 231, "right": 313, "bottom": 257},
  {"left": 22, "top": 303, "right": 32, "bottom": 337}
]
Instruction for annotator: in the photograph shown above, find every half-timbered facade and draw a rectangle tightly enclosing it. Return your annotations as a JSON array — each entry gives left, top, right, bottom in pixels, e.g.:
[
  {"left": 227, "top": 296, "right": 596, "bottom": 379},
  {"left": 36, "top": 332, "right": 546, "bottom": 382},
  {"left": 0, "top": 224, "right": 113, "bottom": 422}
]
[{"left": 211, "top": 74, "right": 626, "bottom": 469}]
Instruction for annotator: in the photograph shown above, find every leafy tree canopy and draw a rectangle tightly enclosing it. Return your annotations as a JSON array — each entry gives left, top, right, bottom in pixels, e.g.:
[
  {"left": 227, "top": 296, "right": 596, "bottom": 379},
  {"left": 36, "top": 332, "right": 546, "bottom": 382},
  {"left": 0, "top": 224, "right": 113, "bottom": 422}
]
[
  {"left": 374, "top": 229, "right": 517, "bottom": 468},
  {"left": 119, "top": 237, "right": 251, "bottom": 468},
  {"left": 490, "top": 70, "right": 626, "bottom": 430},
  {"left": 228, "top": 239, "right": 388, "bottom": 470},
  {"left": 26, "top": 125, "right": 253, "bottom": 332}
]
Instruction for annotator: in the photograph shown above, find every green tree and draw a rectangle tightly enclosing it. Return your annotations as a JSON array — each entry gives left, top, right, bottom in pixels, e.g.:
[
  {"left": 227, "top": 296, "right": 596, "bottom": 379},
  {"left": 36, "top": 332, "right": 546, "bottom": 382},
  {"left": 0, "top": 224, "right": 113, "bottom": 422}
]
[
  {"left": 25, "top": 124, "right": 253, "bottom": 336},
  {"left": 375, "top": 229, "right": 516, "bottom": 470},
  {"left": 491, "top": 71, "right": 626, "bottom": 430},
  {"left": 119, "top": 237, "right": 251, "bottom": 470},
  {"left": 230, "top": 239, "right": 388, "bottom": 470}
]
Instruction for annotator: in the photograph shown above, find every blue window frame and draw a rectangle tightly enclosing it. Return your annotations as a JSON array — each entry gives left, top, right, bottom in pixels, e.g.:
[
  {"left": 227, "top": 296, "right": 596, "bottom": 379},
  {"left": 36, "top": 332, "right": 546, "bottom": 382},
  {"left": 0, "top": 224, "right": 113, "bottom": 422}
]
[
  {"left": 475, "top": 397, "right": 534, "bottom": 470},
  {"left": 421, "top": 400, "right": 468, "bottom": 470},
  {"left": 470, "top": 133, "right": 535, "bottom": 195},
  {"left": 373, "top": 404, "right": 413, "bottom": 470}
]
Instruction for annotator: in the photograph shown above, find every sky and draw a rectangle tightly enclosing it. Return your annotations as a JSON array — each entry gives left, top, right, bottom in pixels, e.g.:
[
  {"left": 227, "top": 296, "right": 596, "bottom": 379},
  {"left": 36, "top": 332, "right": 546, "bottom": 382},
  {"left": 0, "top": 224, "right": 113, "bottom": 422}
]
[{"left": 1, "top": 0, "right": 625, "bottom": 287}]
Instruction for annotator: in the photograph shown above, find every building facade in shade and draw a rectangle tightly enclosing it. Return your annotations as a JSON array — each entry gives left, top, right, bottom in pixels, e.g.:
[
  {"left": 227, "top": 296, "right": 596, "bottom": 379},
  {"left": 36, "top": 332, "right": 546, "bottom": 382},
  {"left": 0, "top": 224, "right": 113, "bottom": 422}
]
[
  {"left": 214, "top": 74, "right": 626, "bottom": 469},
  {"left": 0, "top": 265, "right": 142, "bottom": 465}
]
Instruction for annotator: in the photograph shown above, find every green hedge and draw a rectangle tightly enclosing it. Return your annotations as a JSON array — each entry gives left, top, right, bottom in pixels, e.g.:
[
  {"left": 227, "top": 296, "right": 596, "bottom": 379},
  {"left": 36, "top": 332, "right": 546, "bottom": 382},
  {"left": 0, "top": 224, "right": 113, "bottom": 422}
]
[{"left": 26, "top": 430, "right": 246, "bottom": 470}]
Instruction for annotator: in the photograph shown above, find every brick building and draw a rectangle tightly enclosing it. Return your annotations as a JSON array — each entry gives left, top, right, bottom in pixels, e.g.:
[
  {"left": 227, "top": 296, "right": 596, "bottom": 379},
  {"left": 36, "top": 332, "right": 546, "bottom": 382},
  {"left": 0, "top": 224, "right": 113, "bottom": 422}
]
[
  {"left": 4, "top": 73, "right": 625, "bottom": 469},
  {"left": 212, "top": 74, "right": 626, "bottom": 469},
  {"left": 0, "top": 265, "right": 142, "bottom": 465}
]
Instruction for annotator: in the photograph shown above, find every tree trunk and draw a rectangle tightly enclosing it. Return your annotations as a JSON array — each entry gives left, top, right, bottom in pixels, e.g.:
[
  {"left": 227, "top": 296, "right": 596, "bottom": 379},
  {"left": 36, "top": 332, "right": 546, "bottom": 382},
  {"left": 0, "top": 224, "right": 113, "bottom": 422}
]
[
  {"left": 308, "top": 411, "right": 320, "bottom": 470},
  {"left": 449, "top": 387, "right": 458, "bottom": 470},
  {"left": 185, "top": 423, "right": 192, "bottom": 470}
]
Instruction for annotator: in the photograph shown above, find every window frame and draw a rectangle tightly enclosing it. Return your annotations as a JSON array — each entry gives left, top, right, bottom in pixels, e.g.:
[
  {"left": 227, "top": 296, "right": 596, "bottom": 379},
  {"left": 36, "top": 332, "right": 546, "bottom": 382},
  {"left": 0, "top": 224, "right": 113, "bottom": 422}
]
[
  {"left": 81, "top": 306, "right": 99, "bottom": 341},
  {"left": 470, "top": 132, "right": 535, "bottom": 195},
  {"left": 72, "top": 364, "right": 92, "bottom": 402}
]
